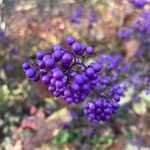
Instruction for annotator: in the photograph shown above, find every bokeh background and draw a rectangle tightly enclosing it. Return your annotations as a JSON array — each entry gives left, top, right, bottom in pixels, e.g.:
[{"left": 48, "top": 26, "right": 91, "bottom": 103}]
[{"left": 0, "top": 0, "right": 150, "bottom": 150}]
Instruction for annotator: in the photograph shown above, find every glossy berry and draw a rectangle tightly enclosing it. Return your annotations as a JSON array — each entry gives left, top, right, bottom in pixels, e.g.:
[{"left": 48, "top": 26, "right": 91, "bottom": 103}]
[
  {"left": 23, "top": 62, "right": 30, "bottom": 70},
  {"left": 42, "top": 75, "right": 51, "bottom": 84},
  {"left": 32, "top": 75, "right": 40, "bottom": 82},
  {"left": 66, "top": 36, "right": 75, "bottom": 45},
  {"left": 45, "top": 57, "right": 55, "bottom": 69},
  {"left": 26, "top": 68, "right": 36, "bottom": 78},
  {"left": 52, "top": 50, "right": 63, "bottom": 61},
  {"left": 74, "top": 74, "right": 84, "bottom": 85},
  {"left": 36, "top": 51, "right": 46, "bottom": 60},
  {"left": 48, "top": 85, "right": 56, "bottom": 92},
  {"left": 55, "top": 80, "right": 64, "bottom": 88},
  {"left": 38, "top": 61, "right": 46, "bottom": 69},
  {"left": 91, "top": 63, "right": 101, "bottom": 72},
  {"left": 86, "top": 46, "right": 94, "bottom": 55},
  {"left": 53, "top": 45, "right": 61, "bottom": 51},
  {"left": 86, "top": 67, "right": 94, "bottom": 77},
  {"left": 62, "top": 53, "right": 73, "bottom": 64},
  {"left": 72, "top": 42, "right": 82, "bottom": 54},
  {"left": 53, "top": 70, "right": 64, "bottom": 79}
]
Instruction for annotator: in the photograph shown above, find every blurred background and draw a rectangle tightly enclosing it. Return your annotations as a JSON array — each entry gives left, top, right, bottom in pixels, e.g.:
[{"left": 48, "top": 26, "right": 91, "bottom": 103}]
[{"left": 0, "top": 0, "right": 150, "bottom": 150}]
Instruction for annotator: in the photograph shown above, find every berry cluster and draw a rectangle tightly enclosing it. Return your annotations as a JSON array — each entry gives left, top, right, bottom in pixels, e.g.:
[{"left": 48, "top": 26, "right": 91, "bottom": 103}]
[
  {"left": 88, "top": 11, "right": 98, "bottom": 29},
  {"left": 110, "top": 84, "right": 125, "bottom": 102},
  {"left": 0, "top": 29, "right": 10, "bottom": 46},
  {"left": 117, "top": 28, "right": 133, "bottom": 39},
  {"left": 23, "top": 38, "right": 128, "bottom": 124},
  {"left": 84, "top": 99, "right": 119, "bottom": 124},
  {"left": 118, "top": 7, "right": 150, "bottom": 93},
  {"left": 82, "top": 54, "right": 127, "bottom": 124},
  {"left": 97, "top": 54, "right": 128, "bottom": 93},
  {"left": 23, "top": 36, "right": 101, "bottom": 104},
  {"left": 70, "top": 6, "right": 84, "bottom": 24},
  {"left": 135, "top": 11, "right": 150, "bottom": 37},
  {"left": 129, "top": 10, "right": 150, "bottom": 96},
  {"left": 129, "top": 0, "right": 147, "bottom": 8}
]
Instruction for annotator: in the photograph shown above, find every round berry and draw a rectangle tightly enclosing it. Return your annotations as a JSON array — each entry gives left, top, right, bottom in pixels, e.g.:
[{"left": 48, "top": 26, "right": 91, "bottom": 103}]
[
  {"left": 48, "top": 85, "right": 56, "bottom": 92},
  {"left": 55, "top": 81, "right": 64, "bottom": 88},
  {"left": 53, "top": 45, "right": 61, "bottom": 51},
  {"left": 62, "top": 53, "right": 73, "bottom": 64},
  {"left": 23, "top": 62, "right": 30, "bottom": 70},
  {"left": 26, "top": 68, "right": 36, "bottom": 78},
  {"left": 66, "top": 98, "right": 73, "bottom": 104},
  {"left": 53, "top": 70, "right": 64, "bottom": 79},
  {"left": 52, "top": 50, "right": 63, "bottom": 61},
  {"left": 91, "top": 63, "right": 101, "bottom": 72},
  {"left": 32, "top": 75, "right": 40, "bottom": 82},
  {"left": 64, "top": 89, "right": 72, "bottom": 98},
  {"left": 45, "top": 57, "right": 55, "bottom": 69},
  {"left": 74, "top": 74, "right": 84, "bottom": 85},
  {"left": 38, "top": 61, "right": 46, "bottom": 69},
  {"left": 36, "top": 51, "right": 46, "bottom": 60},
  {"left": 72, "top": 42, "right": 82, "bottom": 54},
  {"left": 86, "top": 46, "right": 94, "bottom": 55},
  {"left": 42, "top": 75, "right": 51, "bottom": 84},
  {"left": 86, "top": 67, "right": 95, "bottom": 77},
  {"left": 70, "top": 82, "right": 80, "bottom": 92},
  {"left": 66, "top": 36, "right": 75, "bottom": 45}
]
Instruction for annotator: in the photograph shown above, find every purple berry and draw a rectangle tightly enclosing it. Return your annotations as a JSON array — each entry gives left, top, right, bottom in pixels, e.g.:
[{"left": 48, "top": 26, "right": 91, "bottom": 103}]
[
  {"left": 66, "top": 36, "right": 75, "bottom": 45},
  {"left": 36, "top": 51, "right": 46, "bottom": 60},
  {"left": 38, "top": 61, "right": 46, "bottom": 69},
  {"left": 86, "top": 67, "right": 94, "bottom": 77},
  {"left": 42, "top": 75, "right": 51, "bottom": 84},
  {"left": 86, "top": 46, "right": 94, "bottom": 55},
  {"left": 62, "top": 53, "right": 73, "bottom": 64},
  {"left": 72, "top": 42, "right": 82, "bottom": 54},
  {"left": 23, "top": 62, "right": 30, "bottom": 70},
  {"left": 26, "top": 68, "right": 36, "bottom": 78},
  {"left": 45, "top": 57, "right": 55, "bottom": 69},
  {"left": 53, "top": 70, "right": 64, "bottom": 79}
]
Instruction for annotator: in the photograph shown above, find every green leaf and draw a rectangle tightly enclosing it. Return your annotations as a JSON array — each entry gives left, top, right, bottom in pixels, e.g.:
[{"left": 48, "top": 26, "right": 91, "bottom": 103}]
[
  {"left": 125, "top": 131, "right": 133, "bottom": 140},
  {"left": 99, "top": 135, "right": 113, "bottom": 147},
  {"left": 88, "top": 135, "right": 99, "bottom": 145},
  {"left": 52, "top": 131, "right": 72, "bottom": 145}
]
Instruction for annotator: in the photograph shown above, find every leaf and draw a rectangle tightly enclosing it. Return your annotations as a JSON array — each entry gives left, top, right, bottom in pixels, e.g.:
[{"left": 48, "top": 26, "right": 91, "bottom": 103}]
[
  {"left": 52, "top": 131, "right": 72, "bottom": 145},
  {"left": 98, "top": 135, "right": 113, "bottom": 148},
  {"left": 0, "top": 70, "right": 7, "bottom": 81},
  {"left": 125, "top": 131, "right": 133, "bottom": 140},
  {"left": 140, "top": 91, "right": 150, "bottom": 103},
  {"left": 120, "top": 88, "right": 134, "bottom": 105},
  {"left": 108, "top": 137, "right": 126, "bottom": 150},
  {"left": 133, "top": 101, "right": 147, "bottom": 115},
  {"left": 0, "top": 84, "right": 10, "bottom": 101},
  {"left": 1, "top": 138, "right": 22, "bottom": 150},
  {"left": 126, "top": 143, "right": 150, "bottom": 150},
  {"left": 88, "top": 135, "right": 99, "bottom": 145},
  {"left": 47, "top": 108, "right": 72, "bottom": 123}
]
